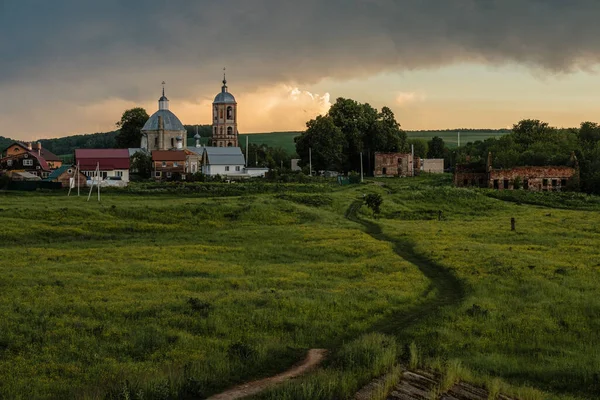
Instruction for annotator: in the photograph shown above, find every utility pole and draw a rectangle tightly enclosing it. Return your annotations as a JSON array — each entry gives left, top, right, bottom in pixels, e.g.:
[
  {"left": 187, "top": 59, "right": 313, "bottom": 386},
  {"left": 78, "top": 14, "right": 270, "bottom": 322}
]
[
  {"left": 309, "top": 147, "right": 312, "bottom": 176},
  {"left": 458, "top": 132, "right": 461, "bottom": 148},
  {"left": 245, "top": 136, "right": 249, "bottom": 167},
  {"left": 411, "top": 144, "right": 415, "bottom": 177},
  {"left": 360, "top": 152, "right": 364, "bottom": 183}
]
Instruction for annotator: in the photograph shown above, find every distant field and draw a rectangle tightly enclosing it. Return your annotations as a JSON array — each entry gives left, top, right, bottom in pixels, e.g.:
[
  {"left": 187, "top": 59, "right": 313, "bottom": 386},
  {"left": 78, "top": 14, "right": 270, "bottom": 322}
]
[
  {"left": 240, "top": 132, "right": 301, "bottom": 154},
  {"left": 240, "top": 130, "right": 509, "bottom": 154},
  {"left": 406, "top": 130, "right": 508, "bottom": 148}
]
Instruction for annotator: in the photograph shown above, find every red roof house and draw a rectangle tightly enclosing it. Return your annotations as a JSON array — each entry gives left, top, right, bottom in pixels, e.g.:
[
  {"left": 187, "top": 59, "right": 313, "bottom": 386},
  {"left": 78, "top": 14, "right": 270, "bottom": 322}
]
[{"left": 74, "top": 149, "right": 131, "bottom": 182}]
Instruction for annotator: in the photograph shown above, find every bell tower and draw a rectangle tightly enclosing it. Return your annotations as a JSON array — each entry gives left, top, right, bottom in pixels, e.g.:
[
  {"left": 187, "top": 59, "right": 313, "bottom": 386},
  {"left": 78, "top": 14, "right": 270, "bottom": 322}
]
[{"left": 212, "top": 70, "right": 238, "bottom": 147}]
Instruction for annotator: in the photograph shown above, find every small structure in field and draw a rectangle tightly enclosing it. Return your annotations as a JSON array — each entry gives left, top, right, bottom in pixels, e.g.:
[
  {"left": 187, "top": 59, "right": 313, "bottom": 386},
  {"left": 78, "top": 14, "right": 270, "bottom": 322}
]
[{"left": 421, "top": 159, "right": 444, "bottom": 174}]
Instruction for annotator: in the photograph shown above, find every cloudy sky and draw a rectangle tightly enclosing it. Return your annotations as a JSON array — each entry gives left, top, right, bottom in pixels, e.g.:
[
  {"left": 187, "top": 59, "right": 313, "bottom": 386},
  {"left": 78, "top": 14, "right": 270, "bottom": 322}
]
[{"left": 2, "top": 0, "right": 600, "bottom": 140}]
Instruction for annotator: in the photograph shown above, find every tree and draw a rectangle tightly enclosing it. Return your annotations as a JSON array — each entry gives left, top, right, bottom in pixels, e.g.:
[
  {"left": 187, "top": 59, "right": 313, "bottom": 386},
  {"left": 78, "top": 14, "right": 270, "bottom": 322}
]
[
  {"left": 427, "top": 136, "right": 446, "bottom": 158},
  {"left": 407, "top": 139, "right": 428, "bottom": 159},
  {"left": 364, "top": 193, "right": 383, "bottom": 215},
  {"left": 130, "top": 151, "right": 153, "bottom": 179},
  {"left": 115, "top": 108, "right": 149, "bottom": 148},
  {"left": 512, "top": 119, "right": 554, "bottom": 148},
  {"left": 295, "top": 115, "right": 345, "bottom": 172}
]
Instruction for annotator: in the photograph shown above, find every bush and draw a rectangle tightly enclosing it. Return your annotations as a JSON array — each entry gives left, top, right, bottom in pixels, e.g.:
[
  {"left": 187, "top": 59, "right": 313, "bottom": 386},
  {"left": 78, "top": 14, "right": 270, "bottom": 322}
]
[{"left": 364, "top": 193, "right": 383, "bottom": 215}]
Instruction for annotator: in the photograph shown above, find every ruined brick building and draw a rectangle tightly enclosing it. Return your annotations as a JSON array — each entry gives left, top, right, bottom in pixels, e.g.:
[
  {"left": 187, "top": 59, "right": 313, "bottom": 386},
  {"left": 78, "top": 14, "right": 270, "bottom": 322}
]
[
  {"left": 454, "top": 152, "right": 578, "bottom": 191},
  {"left": 374, "top": 153, "right": 416, "bottom": 177}
]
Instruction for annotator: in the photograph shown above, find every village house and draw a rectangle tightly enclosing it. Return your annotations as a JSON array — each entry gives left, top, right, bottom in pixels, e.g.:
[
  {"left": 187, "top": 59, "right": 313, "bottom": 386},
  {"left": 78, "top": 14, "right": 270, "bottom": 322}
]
[
  {"left": 44, "top": 165, "right": 88, "bottom": 188},
  {"left": 454, "top": 153, "right": 578, "bottom": 191},
  {"left": 152, "top": 150, "right": 186, "bottom": 180},
  {"left": 0, "top": 142, "right": 62, "bottom": 178},
  {"left": 202, "top": 147, "right": 246, "bottom": 177},
  {"left": 74, "top": 149, "right": 131, "bottom": 184}
]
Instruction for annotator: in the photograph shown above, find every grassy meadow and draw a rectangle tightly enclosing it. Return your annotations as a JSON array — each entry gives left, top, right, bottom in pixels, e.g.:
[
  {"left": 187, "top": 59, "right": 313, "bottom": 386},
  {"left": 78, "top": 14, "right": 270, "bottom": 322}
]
[{"left": 0, "top": 177, "right": 599, "bottom": 399}]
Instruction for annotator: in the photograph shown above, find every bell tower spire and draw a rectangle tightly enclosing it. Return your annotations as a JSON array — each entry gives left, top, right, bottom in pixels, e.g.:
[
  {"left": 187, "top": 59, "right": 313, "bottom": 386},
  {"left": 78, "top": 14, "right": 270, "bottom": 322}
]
[{"left": 159, "top": 81, "right": 169, "bottom": 110}]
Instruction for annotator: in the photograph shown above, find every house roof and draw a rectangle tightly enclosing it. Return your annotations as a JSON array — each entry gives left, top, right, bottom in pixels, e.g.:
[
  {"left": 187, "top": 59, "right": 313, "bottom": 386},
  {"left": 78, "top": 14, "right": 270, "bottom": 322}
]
[
  {"left": 6, "top": 141, "right": 62, "bottom": 162},
  {"left": 27, "top": 151, "right": 50, "bottom": 171},
  {"left": 152, "top": 150, "right": 186, "bottom": 161},
  {"left": 75, "top": 149, "right": 130, "bottom": 170},
  {"left": 186, "top": 146, "right": 205, "bottom": 155},
  {"left": 204, "top": 146, "right": 245, "bottom": 165},
  {"left": 45, "top": 165, "right": 71, "bottom": 181}
]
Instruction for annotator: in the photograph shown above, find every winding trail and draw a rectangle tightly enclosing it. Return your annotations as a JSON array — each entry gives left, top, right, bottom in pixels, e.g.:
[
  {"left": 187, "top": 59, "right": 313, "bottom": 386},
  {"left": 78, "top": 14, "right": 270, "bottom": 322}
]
[
  {"left": 208, "top": 200, "right": 465, "bottom": 399},
  {"left": 345, "top": 200, "right": 465, "bottom": 337},
  {"left": 206, "top": 349, "right": 327, "bottom": 400}
]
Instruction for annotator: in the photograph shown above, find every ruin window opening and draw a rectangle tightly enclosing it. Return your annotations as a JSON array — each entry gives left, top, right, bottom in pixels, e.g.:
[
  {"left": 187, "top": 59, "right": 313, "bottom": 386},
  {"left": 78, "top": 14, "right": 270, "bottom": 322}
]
[
  {"left": 552, "top": 179, "right": 558, "bottom": 187},
  {"left": 503, "top": 179, "right": 509, "bottom": 189},
  {"left": 561, "top": 179, "right": 567, "bottom": 187},
  {"left": 523, "top": 179, "right": 529, "bottom": 190},
  {"left": 382, "top": 167, "right": 387, "bottom": 175},
  {"left": 543, "top": 179, "right": 548, "bottom": 186},
  {"left": 493, "top": 180, "right": 499, "bottom": 189},
  {"left": 464, "top": 179, "right": 469, "bottom": 186},
  {"left": 227, "top": 127, "right": 233, "bottom": 136}
]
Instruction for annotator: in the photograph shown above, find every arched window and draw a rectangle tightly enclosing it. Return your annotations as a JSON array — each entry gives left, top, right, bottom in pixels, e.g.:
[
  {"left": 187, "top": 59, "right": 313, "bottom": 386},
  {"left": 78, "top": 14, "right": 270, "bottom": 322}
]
[
  {"left": 219, "top": 127, "right": 223, "bottom": 135},
  {"left": 214, "top": 127, "right": 217, "bottom": 135},
  {"left": 228, "top": 142, "right": 233, "bottom": 147},
  {"left": 227, "top": 106, "right": 233, "bottom": 120},
  {"left": 219, "top": 142, "right": 223, "bottom": 147},
  {"left": 220, "top": 109, "right": 223, "bottom": 119},
  {"left": 214, "top": 106, "right": 218, "bottom": 120},
  {"left": 155, "top": 137, "right": 158, "bottom": 147},
  {"left": 227, "top": 127, "right": 233, "bottom": 136}
]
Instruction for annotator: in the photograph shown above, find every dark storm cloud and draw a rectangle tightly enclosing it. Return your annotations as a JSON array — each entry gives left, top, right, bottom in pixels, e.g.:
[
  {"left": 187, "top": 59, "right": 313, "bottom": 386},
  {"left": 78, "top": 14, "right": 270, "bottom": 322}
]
[{"left": 1, "top": 0, "right": 599, "bottom": 104}]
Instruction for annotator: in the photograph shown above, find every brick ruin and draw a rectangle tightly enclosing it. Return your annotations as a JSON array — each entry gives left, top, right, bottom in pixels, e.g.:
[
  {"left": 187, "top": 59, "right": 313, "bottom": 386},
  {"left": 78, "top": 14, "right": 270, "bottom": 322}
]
[
  {"left": 454, "top": 153, "right": 578, "bottom": 191},
  {"left": 374, "top": 153, "right": 416, "bottom": 177}
]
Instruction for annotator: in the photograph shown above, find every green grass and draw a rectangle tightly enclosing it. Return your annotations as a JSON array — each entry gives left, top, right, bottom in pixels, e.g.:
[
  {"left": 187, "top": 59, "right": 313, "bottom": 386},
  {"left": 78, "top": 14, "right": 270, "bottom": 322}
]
[
  {"left": 0, "top": 176, "right": 598, "bottom": 399},
  {"left": 0, "top": 186, "right": 427, "bottom": 399},
  {"left": 406, "top": 130, "right": 507, "bottom": 148},
  {"left": 240, "top": 132, "right": 302, "bottom": 155}
]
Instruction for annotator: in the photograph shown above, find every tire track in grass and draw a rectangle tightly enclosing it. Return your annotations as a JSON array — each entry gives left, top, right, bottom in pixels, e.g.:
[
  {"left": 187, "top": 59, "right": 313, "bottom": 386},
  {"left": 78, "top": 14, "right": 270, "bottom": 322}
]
[{"left": 345, "top": 200, "right": 465, "bottom": 337}]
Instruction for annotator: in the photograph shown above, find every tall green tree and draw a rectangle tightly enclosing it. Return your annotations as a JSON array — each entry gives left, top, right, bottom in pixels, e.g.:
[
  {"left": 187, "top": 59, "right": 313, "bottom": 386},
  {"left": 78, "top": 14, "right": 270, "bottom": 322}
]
[
  {"left": 115, "top": 108, "right": 149, "bottom": 148},
  {"left": 295, "top": 115, "right": 344, "bottom": 172},
  {"left": 427, "top": 136, "right": 446, "bottom": 158}
]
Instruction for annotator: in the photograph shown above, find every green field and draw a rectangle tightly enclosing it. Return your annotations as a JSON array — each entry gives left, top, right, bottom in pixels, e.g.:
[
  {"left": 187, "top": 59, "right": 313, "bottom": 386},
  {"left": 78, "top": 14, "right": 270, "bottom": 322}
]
[
  {"left": 240, "top": 132, "right": 302, "bottom": 155},
  {"left": 0, "top": 178, "right": 598, "bottom": 399},
  {"left": 406, "top": 130, "right": 508, "bottom": 148},
  {"left": 240, "top": 130, "right": 508, "bottom": 155}
]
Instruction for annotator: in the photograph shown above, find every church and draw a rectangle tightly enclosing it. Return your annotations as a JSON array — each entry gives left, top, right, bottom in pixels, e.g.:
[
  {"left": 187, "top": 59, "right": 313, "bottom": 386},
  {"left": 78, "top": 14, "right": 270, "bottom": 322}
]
[{"left": 140, "top": 74, "right": 264, "bottom": 179}]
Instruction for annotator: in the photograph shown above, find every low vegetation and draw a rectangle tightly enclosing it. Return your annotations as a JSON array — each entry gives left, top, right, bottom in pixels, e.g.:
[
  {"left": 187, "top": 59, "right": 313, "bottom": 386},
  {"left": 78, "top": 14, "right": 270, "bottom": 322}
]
[{"left": 0, "top": 176, "right": 598, "bottom": 399}]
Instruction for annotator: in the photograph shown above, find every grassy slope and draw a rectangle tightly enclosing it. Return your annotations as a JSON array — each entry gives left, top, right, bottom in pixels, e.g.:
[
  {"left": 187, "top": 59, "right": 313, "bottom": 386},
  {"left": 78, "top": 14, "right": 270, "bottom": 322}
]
[
  {"left": 0, "top": 178, "right": 598, "bottom": 399},
  {"left": 0, "top": 188, "right": 428, "bottom": 399},
  {"left": 239, "top": 132, "right": 302, "bottom": 155}
]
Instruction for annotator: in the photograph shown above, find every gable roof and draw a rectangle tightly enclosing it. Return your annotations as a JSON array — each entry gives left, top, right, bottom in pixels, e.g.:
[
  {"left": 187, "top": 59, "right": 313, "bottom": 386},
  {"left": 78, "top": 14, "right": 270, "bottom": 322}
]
[
  {"left": 75, "top": 149, "right": 130, "bottom": 170},
  {"left": 152, "top": 150, "right": 186, "bottom": 162},
  {"left": 203, "top": 146, "right": 245, "bottom": 166},
  {"left": 45, "top": 165, "right": 71, "bottom": 181},
  {"left": 4, "top": 142, "right": 61, "bottom": 162}
]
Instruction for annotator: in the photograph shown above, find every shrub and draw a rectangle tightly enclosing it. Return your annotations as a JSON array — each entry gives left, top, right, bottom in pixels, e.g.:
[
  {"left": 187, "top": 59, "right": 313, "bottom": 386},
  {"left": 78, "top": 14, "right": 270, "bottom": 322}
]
[{"left": 364, "top": 193, "right": 383, "bottom": 215}]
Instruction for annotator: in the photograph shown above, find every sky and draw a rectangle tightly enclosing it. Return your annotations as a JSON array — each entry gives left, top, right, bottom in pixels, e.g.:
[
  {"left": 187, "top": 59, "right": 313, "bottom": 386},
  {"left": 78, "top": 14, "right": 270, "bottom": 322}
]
[{"left": 2, "top": 0, "right": 600, "bottom": 140}]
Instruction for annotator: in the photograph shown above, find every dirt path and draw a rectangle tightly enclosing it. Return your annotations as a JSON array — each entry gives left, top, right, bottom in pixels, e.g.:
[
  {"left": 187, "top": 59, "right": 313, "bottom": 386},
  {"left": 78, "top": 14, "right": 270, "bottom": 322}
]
[
  {"left": 345, "top": 200, "right": 465, "bottom": 337},
  {"left": 206, "top": 349, "right": 327, "bottom": 400}
]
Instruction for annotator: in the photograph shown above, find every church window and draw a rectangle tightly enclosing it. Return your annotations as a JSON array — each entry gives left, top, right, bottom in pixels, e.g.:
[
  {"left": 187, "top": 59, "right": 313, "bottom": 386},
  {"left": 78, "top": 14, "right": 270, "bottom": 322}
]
[
  {"left": 228, "top": 142, "right": 233, "bottom": 147},
  {"left": 225, "top": 166, "right": 230, "bottom": 172},
  {"left": 155, "top": 137, "right": 159, "bottom": 147},
  {"left": 227, "top": 127, "right": 233, "bottom": 135},
  {"left": 220, "top": 109, "right": 223, "bottom": 119},
  {"left": 220, "top": 127, "right": 223, "bottom": 135},
  {"left": 227, "top": 106, "right": 233, "bottom": 120},
  {"left": 171, "top": 138, "right": 175, "bottom": 148}
]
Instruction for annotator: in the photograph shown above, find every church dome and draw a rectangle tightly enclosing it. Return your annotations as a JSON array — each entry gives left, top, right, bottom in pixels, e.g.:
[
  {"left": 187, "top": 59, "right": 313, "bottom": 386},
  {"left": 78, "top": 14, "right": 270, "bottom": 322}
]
[
  {"left": 142, "top": 87, "right": 186, "bottom": 132},
  {"left": 142, "top": 109, "right": 186, "bottom": 132},
  {"left": 214, "top": 75, "right": 237, "bottom": 104}
]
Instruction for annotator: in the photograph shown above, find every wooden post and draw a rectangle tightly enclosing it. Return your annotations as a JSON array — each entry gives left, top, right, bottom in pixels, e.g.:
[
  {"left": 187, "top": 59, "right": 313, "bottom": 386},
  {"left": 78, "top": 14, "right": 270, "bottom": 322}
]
[{"left": 511, "top": 217, "right": 516, "bottom": 231}]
